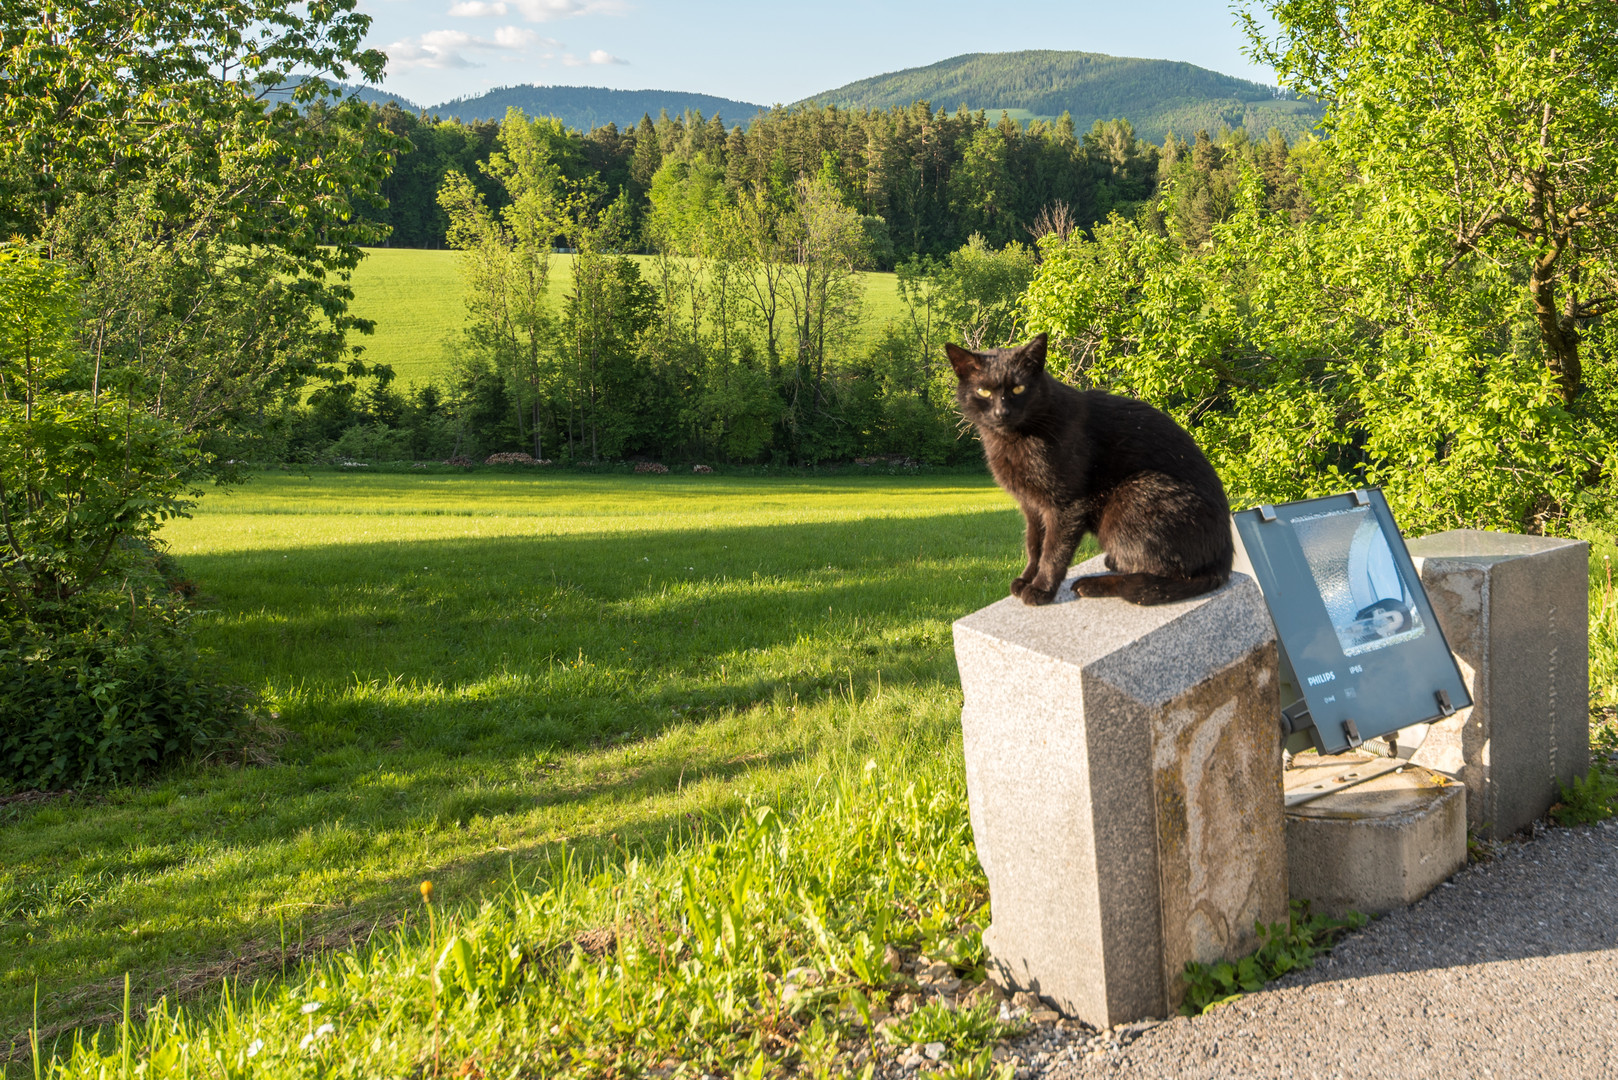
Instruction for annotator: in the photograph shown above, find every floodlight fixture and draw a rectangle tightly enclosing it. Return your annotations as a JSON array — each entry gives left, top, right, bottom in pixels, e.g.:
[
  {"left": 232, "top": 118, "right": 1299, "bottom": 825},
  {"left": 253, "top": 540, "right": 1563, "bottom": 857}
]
[{"left": 1234, "top": 488, "right": 1471, "bottom": 756}]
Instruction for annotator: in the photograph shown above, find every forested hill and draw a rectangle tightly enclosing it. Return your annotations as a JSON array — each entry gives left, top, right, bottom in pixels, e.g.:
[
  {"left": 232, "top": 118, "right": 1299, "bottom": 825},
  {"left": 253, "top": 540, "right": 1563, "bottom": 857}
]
[
  {"left": 425, "top": 86, "right": 765, "bottom": 129},
  {"left": 798, "top": 51, "right": 1322, "bottom": 142},
  {"left": 335, "top": 50, "right": 1317, "bottom": 139}
]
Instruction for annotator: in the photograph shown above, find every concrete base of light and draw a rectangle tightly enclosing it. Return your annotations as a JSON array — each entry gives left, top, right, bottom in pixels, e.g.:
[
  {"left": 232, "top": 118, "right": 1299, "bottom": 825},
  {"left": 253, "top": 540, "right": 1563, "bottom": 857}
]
[{"left": 1284, "top": 754, "right": 1468, "bottom": 918}]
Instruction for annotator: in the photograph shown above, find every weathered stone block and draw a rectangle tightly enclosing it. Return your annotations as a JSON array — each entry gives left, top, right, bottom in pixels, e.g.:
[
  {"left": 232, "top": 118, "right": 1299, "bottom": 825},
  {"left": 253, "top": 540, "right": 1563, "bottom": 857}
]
[
  {"left": 1285, "top": 754, "right": 1467, "bottom": 917},
  {"left": 953, "top": 556, "right": 1286, "bottom": 1027},
  {"left": 1404, "top": 531, "right": 1590, "bottom": 837}
]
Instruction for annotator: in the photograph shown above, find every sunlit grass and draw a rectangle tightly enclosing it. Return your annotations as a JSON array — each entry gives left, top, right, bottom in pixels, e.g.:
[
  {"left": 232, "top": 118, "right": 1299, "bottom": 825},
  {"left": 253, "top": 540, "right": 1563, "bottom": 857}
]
[
  {"left": 1, "top": 470, "right": 1020, "bottom": 1072},
  {"left": 9, "top": 471, "right": 1612, "bottom": 1076}
]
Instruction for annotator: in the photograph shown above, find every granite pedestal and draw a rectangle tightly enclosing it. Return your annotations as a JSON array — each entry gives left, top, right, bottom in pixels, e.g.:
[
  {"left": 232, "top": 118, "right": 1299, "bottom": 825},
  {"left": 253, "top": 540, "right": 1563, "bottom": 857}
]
[
  {"left": 1404, "top": 531, "right": 1590, "bottom": 837},
  {"left": 953, "top": 556, "right": 1286, "bottom": 1027}
]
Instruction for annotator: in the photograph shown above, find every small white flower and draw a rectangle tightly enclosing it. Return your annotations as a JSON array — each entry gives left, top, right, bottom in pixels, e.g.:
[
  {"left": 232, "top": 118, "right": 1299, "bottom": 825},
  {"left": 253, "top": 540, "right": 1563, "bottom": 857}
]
[
  {"left": 299, "top": 1001, "right": 322, "bottom": 1014},
  {"left": 315, "top": 1023, "right": 334, "bottom": 1038},
  {"left": 299, "top": 1034, "right": 314, "bottom": 1051},
  {"left": 246, "top": 1039, "right": 264, "bottom": 1059}
]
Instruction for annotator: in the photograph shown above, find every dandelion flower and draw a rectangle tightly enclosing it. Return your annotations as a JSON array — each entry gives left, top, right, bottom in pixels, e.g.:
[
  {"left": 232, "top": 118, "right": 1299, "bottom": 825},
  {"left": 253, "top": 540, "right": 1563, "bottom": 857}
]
[
  {"left": 420, "top": 880, "right": 433, "bottom": 903},
  {"left": 299, "top": 1034, "right": 314, "bottom": 1051},
  {"left": 315, "top": 1023, "right": 335, "bottom": 1038},
  {"left": 300, "top": 1001, "right": 322, "bottom": 1014}
]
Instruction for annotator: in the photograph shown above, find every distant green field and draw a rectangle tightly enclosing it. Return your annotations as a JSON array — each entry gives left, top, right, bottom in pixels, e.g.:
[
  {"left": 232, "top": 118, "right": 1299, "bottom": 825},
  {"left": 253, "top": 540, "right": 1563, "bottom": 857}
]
[{"left": 347, "top": 248, "right": 909, "bottom": 389}]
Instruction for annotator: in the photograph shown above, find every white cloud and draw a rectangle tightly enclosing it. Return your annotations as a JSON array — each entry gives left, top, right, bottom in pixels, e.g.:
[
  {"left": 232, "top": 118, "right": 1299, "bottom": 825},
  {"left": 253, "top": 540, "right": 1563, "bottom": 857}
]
[
  {"left": 494, "top": 25, "right": 541, "bottom": 47},
  {"left": 385, "top": 25, "right": 557, "bottom": 70},
  {"left": 449, "top": 0, "right": 625, "bottom": 22},
  {"left": 562, "top": 48, "right": 627, "bottom": 66}
]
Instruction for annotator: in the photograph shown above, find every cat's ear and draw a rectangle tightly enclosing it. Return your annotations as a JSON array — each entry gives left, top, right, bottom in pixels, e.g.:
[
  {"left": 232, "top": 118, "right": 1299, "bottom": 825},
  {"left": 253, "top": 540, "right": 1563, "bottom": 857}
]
[
  {"left": 1021, "top": 333, "right": 1048, "bottom": 370},
  {"left": 945, "top": 343, "right": 981, "bottom": 379}
]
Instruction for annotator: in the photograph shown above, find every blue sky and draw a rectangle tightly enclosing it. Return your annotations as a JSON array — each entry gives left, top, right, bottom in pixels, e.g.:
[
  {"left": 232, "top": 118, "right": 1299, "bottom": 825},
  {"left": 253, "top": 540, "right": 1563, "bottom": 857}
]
[{"left": 361, "top": 0, "right": 1277, "bottom": 108}]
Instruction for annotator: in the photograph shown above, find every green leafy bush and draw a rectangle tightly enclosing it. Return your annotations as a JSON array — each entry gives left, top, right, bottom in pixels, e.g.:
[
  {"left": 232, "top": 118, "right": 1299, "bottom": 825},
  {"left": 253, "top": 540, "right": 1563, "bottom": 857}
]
[
  {"left": 1, "top": 245, "right": 244, "bottom": 789},
  {"left": 1022, "top": 179, "right": 1607, "bottom": 534},
  {"left": 0, "top": 590, "right": 245, "bottom": 791}
]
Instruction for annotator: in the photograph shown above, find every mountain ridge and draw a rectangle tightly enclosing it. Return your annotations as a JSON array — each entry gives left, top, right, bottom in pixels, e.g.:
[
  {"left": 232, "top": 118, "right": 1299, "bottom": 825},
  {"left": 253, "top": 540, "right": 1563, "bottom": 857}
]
[
  {"left": 331, "top": 82, "right": 764, "bottom": 130},
  {"left": 345, "top": 49, "right": 1320, "bottom": 142},
  {"left": 794, "top": 50, "right": 1321, "bottom": 142}
]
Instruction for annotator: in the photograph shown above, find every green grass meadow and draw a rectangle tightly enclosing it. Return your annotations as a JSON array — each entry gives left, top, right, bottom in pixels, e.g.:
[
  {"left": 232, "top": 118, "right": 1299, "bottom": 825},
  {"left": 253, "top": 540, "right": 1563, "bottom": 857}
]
[
  {"left": 1, "top": 471, "right": 1032, "bottom": 1076},
  {"left": 348, "top": 248, "right": 910, "bottom": 388},
  {"left": 3, "top": 470, "right": 1614, "bottom": 1078}
]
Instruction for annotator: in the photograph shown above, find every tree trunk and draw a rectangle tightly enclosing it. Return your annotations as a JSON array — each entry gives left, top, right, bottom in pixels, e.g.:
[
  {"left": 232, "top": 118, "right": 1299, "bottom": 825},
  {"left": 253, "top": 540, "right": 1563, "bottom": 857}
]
[{"left": 1531, "top": 254, "right": 1583, "bottom": 405}]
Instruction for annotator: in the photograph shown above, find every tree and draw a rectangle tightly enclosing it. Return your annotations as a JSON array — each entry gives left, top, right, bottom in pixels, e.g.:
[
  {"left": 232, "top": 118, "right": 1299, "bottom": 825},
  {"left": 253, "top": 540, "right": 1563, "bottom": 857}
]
[
  {"left": 896, "top": 236, "right": 1038, "bottom": 397},
  {"left": 783, "top": 173, "right": 869, "bottom": 384},
  {"left": 731, "top": 187, "right": 792, "bottom": 371},
  {"left": 0, "top": 245, "right": 247, "bottom": 789},
  {"left": 438, "top": 109, "right": 567, "bottom": 459},
  {"left": 560, "top": 208, "right": 658, "bottom": 461},
  {"left": 1246, "top": 0, "right": 1618, "bottom": 406},
  {"left": 1024, "top": 169, "right": 1597, "bottom": 533},
  {"left": 2, "top": 0, "right": 398, "bottom": 431},
  {"left": 0, "top": 245, "right": 200, "bottom": 608}
]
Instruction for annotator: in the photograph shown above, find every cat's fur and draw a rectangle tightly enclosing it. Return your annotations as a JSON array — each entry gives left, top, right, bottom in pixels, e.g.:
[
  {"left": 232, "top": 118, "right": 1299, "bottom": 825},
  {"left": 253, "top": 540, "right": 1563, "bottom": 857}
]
[{"left": 947, "top": 333, "right": 1232, "bottom": 606}]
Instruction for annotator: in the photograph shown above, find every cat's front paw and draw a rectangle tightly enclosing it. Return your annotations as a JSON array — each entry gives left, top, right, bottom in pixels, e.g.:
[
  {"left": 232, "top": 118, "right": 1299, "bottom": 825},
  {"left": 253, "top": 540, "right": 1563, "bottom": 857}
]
[
  {"left": 1019, "top": 584, "right": 1056, "bottom": 606},
  {"left": 1010, "top": 576, "right": 1029, "bottom": 598}
]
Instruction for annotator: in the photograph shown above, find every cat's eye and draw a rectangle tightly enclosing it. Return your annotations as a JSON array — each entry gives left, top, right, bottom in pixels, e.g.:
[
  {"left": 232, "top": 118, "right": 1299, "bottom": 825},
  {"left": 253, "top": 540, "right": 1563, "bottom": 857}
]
[
  {"left": 1011, "top": 384, "right": 1026, "bottom": 395},
  {"left": 975, "top": 387, "right": 992, "bottom": 398}
]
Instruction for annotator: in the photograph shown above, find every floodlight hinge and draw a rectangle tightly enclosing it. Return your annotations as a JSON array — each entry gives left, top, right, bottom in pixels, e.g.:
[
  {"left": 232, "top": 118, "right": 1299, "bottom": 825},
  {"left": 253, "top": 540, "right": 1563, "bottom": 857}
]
[
  {"left": 1342, "top": 718, "right": 1364, "bottom": 749},
  {"left": 1258, "top": 504, "right": 1277, "bottom": 523},
  {"left": 1435, "top": 688, "right": 1456, "bottom": 717},
  {"left": 1352, "top": 488, "right": 1371, "bottom": 506},
  {"left": 1281, "top": 700, "right": 1313, "bottom": 736}
]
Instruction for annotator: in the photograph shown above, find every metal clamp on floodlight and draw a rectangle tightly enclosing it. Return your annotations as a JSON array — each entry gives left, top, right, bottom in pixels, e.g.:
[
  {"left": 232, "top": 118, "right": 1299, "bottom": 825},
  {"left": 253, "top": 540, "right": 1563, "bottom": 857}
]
[{"left": 1234, "top": 488, "right": 1472, "bottom": 757}]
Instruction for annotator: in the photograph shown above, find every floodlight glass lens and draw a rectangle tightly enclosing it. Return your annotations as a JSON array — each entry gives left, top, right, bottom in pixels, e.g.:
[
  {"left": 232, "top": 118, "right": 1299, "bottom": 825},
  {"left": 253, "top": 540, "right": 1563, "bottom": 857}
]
[{"left": 1291, "top": 507, "right": 1426, "bottom": 657}]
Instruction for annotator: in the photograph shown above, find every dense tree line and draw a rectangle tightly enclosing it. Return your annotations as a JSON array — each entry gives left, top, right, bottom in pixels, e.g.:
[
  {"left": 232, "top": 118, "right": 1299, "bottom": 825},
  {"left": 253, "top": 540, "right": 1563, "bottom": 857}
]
[
  {"left": 362, "top": 100, "right": 1174, "bottom": 261},
  {"left": 264, "top": 110, "right": 1321, "bottom": 470}
]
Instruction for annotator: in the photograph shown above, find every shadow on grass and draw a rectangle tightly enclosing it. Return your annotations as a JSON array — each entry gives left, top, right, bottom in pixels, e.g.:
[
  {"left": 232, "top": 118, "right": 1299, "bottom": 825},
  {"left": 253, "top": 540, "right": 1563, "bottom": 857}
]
[
  {"left": 183, "top": 508, "right": 1021, "bottom": 747},
  {"left": 0, "top": 509, "right": 1016, "bottom": 1051}
]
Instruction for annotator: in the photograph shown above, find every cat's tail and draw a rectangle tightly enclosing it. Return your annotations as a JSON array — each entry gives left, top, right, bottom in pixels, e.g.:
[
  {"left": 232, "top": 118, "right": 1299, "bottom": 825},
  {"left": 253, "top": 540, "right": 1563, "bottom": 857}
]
[{"left": 1071, "top": 570, "right": 1228, "bottom": 606}]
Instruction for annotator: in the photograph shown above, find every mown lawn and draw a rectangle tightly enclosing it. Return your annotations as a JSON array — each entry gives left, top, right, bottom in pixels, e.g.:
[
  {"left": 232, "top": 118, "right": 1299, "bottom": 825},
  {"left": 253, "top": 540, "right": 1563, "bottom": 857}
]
[
  {"left": 348, "top": 248, "right": 911, "bottom": 388},
  {"left": 1, "top": 470, "right": 1026, "bottom": 1074}
]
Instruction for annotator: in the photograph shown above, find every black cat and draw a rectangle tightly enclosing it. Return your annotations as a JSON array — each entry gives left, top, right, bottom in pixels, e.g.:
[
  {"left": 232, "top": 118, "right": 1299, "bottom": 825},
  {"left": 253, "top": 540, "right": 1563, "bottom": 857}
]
[{"left": 947, "top": 333, "right": 1233, "bottom": 606}]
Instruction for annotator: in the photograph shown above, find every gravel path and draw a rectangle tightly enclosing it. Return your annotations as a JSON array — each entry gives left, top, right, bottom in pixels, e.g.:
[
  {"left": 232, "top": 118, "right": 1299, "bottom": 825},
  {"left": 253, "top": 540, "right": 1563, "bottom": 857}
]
[{"left": 1037, "top": 817, "right": 1618, "bottom": 1080}]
